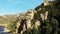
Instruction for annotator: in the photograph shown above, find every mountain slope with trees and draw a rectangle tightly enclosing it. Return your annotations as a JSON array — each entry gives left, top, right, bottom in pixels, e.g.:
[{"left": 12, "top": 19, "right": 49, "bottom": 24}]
[{"left": 0, "top": 0, "right": 60, "bottom": 34}]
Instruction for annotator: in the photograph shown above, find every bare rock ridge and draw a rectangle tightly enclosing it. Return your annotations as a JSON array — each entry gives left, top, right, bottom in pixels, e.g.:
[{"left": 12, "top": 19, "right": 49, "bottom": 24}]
[
  {"left": 0, "top": 9, "right": 48, "bottom": 34},
  {"left": 16, "top": 9, "right": 48, "bottom": 34}
]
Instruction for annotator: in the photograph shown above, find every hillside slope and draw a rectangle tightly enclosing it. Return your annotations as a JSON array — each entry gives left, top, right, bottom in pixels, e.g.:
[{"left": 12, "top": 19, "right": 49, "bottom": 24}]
[{"left": 0, "top": 0, "right": 60, "bottom": 34}]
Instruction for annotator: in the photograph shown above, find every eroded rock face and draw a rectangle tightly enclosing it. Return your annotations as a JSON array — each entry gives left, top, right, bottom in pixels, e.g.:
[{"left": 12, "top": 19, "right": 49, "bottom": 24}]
[
  {"left": 26, "top": 20, "right": 32, "bottom": 29},
  {"left": 16, "top": 10, "right": 48, "bottom": 34},
  {"left": 18, "top": 19, "right": 26, "bottom": 34},
  {"left": 44, "top": 11, "right": 48, "bottom": 20},
  {"left": 25, "top": 9, "right": 34, "bottom": 29},
  {"left": 16, "top": 9, "right": 35, "bottom": 34},
  {"left": 40, "top": 11, "right": 48, "bottom": 21},
  {"left": 17, "top": 9, "right": 40, "bottom": 34},
  {"left": 35, "top": 20, "right": 40, "bottom": 29},
  {"left": 25, "top": 9, "right": 34, "bottom": 20}
]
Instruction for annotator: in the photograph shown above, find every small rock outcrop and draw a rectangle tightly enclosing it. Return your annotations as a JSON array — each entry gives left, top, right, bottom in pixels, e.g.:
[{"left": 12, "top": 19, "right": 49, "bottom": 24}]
[{"left": 40, "top": 11, "right": 48, "bottom": 21}]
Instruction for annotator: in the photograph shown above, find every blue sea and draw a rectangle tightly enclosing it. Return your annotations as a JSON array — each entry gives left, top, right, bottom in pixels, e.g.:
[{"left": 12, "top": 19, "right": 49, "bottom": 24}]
[{"left": 0, "top": 26, "right": 9, "bottom": 34}]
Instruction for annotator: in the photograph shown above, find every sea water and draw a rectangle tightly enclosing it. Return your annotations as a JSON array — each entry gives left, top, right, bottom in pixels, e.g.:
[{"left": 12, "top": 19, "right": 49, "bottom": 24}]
[{"left": 0, "top": 26, "right": 9, "bottom": 34}]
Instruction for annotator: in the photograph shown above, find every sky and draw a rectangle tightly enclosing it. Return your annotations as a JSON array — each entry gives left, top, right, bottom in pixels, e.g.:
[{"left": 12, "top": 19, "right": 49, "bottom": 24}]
[{"left": 0, "top": 0, "right": 44, "bottom": 16}]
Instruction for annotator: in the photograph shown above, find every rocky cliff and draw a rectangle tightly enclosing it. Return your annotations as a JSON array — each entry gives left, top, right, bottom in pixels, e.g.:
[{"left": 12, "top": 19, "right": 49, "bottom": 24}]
[{"left": 0, "top": 0, "right": 60, "bottom": 34}]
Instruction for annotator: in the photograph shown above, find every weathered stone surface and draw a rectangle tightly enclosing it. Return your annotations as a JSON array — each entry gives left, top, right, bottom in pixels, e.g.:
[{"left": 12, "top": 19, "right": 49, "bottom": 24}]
[
  {"left": 25, "top": 9, "right": 34, "bottom": 20},
  {"left": 35, "top": 20, "right": 40, "bottom": 29},
  {"left": 40, "top": 11, "right": 48, "bottom": 20},
  {"left": 16, "top": 9, "right": 48, "bottom": 34},
  {"left": 16, "top": 9, "right": 35, "bottom": 34}
]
